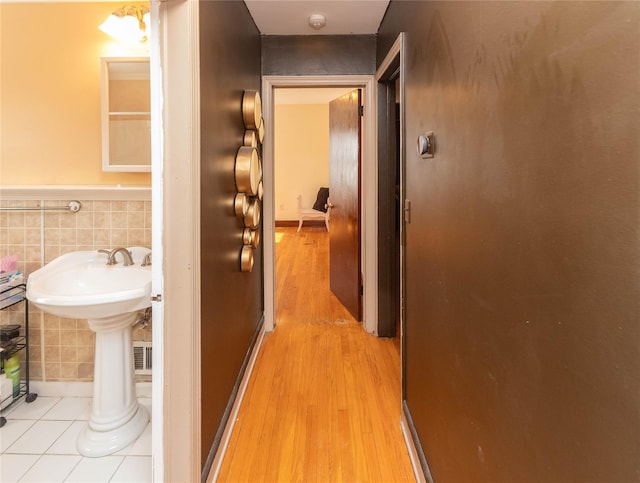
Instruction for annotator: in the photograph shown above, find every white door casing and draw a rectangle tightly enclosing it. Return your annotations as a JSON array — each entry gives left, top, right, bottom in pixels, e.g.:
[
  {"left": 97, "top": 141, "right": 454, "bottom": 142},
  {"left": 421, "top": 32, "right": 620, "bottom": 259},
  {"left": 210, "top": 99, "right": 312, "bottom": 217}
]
[
  {"left": 155, "top": 0, "right": 201, "bottom": 481},
  {"left": 262, "top": 75, "right": 377, "bottom": 335}
]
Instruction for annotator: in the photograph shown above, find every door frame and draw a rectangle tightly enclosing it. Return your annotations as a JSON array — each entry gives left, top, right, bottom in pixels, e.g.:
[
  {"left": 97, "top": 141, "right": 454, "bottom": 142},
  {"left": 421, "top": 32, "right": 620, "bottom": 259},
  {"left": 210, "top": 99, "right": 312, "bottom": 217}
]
[
  {"left": 156, "top": 0, "right": 201, "bottom": 481},
  {"left": 262, "top": 75, "right": 377, "bottom": 334},
  {"left": 376, "top": 33, "right": 430, "bottom": 483},
  {"left": 375, "top": 56, "right": 401, "bottom": 339}
]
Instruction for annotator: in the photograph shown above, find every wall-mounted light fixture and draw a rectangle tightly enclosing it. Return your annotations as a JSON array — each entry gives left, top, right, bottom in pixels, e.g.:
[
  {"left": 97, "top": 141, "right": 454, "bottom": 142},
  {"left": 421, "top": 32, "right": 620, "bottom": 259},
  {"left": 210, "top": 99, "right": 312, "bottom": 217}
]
[{"left": 99, "top": 5, "right": 150, "bottom": 43}]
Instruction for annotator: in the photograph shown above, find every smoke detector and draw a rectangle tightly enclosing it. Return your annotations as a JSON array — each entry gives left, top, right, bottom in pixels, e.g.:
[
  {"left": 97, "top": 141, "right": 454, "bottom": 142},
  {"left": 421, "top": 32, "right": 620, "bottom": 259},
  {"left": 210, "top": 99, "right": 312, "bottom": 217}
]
[{"left": 308, "top": 14, "right": 326, "bottom": 30}]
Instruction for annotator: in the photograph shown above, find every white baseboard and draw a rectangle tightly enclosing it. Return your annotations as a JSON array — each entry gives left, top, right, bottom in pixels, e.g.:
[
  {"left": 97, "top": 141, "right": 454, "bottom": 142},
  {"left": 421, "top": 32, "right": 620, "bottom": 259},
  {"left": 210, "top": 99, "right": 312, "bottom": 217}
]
[
  {"left": 401, "top": 412, "right": 430, "bottom": 483},
  {"left": 29, "top": 381, "right": 152, "bottom": 398}
]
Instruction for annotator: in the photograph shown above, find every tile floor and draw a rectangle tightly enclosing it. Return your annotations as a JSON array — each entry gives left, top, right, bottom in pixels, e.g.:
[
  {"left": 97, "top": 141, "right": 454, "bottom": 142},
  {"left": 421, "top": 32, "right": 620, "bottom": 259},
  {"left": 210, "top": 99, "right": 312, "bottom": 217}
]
[{"left": 0, "top": 395, "right": 151, "bottom": 482}]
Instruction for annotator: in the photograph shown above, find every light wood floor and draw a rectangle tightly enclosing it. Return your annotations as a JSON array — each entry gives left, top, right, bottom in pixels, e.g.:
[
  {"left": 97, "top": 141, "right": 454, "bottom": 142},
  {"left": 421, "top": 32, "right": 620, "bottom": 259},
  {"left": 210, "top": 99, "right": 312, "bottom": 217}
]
[{"left": 217, "top": 227, "right": 415, "bottom": 482}]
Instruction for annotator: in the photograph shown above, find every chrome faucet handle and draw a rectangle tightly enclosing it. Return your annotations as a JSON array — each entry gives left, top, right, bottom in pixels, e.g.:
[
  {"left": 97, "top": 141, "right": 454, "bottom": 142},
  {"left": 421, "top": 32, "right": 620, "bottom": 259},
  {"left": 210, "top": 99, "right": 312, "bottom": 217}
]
[
  {"left": 98, "top": 249, "right": 118, "bottom": 265},
  {"left": 111, "top": 247, "right": 134, "bottom": 266},
  {"left": 99, "top": 247, "right": 134, "bottom": 266},
  {"left": 141, "top": 252, "right": 152, "bottom": 267}
]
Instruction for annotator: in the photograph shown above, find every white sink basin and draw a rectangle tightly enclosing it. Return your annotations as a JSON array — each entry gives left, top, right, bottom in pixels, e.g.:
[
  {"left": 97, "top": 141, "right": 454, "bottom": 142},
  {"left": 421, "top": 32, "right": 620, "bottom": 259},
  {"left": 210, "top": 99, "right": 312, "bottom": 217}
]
[
  {"left": 26, "top": 247, "right": 152, "bottom": 457},
  {"left": 27, "top": 247, "right": 151, "bottom": 320}
]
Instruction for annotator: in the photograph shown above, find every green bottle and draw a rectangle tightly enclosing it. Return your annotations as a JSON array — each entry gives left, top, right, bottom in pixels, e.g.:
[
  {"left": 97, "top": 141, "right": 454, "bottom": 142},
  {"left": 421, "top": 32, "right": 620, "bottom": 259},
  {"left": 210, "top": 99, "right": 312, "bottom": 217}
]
[{"left": 4, "top": 353, "right": 20, "bottom": 398}]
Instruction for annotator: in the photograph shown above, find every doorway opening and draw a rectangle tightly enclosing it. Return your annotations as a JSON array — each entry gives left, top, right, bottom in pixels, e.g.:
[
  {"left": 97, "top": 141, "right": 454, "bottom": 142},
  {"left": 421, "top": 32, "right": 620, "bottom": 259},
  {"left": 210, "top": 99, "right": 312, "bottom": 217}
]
[
  {"left": 272, "top": 87, "right": 359, "bottom": 325},
  {"left": 375, "top": 32, "right": 426, "bottom": 480},
  {"left": 272, "top": 87, "right": 355, "bottom": 229},
  {"left": 376, "top": 71, "right": 402, "bottom": 342},
  {"left": 262, "top": 76, "right": 377, "bottom": 335}
]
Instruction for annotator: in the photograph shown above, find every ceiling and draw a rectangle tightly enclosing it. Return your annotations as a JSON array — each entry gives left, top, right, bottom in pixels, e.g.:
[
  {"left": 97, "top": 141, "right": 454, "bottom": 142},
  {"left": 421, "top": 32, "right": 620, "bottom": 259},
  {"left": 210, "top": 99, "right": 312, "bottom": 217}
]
[
  {"left": 246, "top": 1, "right": 389, "bottom": 105},
  {"left": 244, "top": 0, "right": 390, "bottom": 35}
]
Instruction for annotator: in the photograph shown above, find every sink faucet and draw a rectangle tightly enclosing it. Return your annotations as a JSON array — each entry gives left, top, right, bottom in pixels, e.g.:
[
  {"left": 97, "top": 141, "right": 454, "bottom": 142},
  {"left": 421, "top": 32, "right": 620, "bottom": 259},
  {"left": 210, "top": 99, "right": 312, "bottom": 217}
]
[
  {"left": 98, "top": 247, "right": 134, "bottom": 266},
  {"left": 141, "top": 252, "right": 152, "bottom": 267}
]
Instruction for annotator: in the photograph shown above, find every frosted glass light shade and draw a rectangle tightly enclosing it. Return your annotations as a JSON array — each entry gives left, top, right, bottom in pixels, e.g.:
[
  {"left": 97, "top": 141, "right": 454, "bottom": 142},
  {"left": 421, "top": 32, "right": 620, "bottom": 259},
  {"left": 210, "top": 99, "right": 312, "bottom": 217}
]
[{"left": 99, "top": 8, "right": 150, "bottom": 43}]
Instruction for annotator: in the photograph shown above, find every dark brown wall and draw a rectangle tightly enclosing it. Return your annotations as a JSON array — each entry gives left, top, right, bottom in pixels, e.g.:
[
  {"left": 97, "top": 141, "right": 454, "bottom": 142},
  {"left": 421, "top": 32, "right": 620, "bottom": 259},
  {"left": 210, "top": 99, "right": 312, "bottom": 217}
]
[
  {"left": 199, "top": 0, "right": 262, "bottom": 472},
  {"left": 262, "top": 35, "right": 376, "bottom": 75},
  {"left": 379, "top": 1, "right": 640, "bottom": 481}
]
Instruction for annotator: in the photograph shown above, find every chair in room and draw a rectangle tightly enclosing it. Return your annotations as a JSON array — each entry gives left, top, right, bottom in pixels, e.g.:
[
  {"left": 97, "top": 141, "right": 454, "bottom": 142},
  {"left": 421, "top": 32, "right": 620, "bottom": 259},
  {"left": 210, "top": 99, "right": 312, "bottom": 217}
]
[{"left": 297, "top": 193, "right": 330, "bottom": 232}]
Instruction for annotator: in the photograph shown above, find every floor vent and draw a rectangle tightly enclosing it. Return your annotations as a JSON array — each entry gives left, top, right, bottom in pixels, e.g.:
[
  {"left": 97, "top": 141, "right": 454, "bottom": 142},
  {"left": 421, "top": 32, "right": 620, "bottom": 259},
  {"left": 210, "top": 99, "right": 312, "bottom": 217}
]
[{"left": 133, "top": 342, "right": 152, "bottom": 375}]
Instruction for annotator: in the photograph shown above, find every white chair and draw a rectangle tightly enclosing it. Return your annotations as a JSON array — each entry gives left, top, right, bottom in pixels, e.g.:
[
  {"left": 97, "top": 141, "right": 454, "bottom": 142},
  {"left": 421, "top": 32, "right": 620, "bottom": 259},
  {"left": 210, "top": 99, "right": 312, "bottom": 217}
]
[{"left": 297, "top": 194, "right": 330, "bottom": 232}]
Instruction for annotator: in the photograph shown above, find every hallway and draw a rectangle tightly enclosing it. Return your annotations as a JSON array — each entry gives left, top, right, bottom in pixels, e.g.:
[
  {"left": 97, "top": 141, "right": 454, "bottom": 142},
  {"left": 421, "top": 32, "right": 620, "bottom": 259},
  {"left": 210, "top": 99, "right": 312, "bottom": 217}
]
[{"left": 217, "top": 227, "right": 415, "bottom": 482}]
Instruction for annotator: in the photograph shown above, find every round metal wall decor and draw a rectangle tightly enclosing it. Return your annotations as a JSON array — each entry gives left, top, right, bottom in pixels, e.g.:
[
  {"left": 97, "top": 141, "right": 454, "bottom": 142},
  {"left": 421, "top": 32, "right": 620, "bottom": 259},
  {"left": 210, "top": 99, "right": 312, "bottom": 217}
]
[
  {"left": 234, "top": 193, "right": 248, "bottom": 217},
  {"left": 234, "top": 146, "right": 260, "bottom": 195},
  {"left": 242, "top": 228, "right": 253, "bottom": 245},
  {"left": 244, "top": 198, "right": 261, "bottom": 229},
  {"left": 240, "top": 245, "right": 254, "bottom": 272},
  {"left": 250, "top": 229, "right": 260, "bottom": 249},
  {"left": 243, "top": 228, "right": 260, "bottom": 249},
  {"left": 257, "top": 180, "right": 263, "bottom": 201},
  {"left": 236, "top": 89, "right": 265, "bottom": 272},
  {"left": 258, "top": 118, "right": 265, "bottom": 144},
  {"left": 243, "top": 130, "right": 258, "bottom": 148},
  {"left": 242, "top": 90, "right": 262, "bottom": 130}
]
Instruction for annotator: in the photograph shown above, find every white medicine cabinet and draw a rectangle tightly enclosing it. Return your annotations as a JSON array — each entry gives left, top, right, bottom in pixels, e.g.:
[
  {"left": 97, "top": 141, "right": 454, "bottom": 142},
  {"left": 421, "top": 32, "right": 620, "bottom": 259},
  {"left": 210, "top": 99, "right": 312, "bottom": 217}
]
[{"left": 101, "top": 57, "right": 151, "bottom": 172}]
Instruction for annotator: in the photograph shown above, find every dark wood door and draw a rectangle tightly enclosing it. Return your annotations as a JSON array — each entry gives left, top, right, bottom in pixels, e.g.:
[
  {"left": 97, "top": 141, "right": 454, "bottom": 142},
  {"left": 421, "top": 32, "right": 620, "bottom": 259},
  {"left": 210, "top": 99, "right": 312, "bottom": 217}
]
[{"left": 329, "top": 89, "right": 362, "bottom": 321}]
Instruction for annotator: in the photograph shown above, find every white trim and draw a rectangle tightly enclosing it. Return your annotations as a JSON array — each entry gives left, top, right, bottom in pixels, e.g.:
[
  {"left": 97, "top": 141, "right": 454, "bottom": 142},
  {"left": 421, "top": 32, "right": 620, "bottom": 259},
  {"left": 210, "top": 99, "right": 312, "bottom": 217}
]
[
  {"left": 262, "top": 75, "right": 378, "bottom": 334},
  {"left": 205, "top": 324, "right": 267, "bottom": 483},
  {"left": 401, "top": 413, "right": 430, "bottom": 483},
  {"left": 149, "top": 1, "right": 164, "bottom": 482},
  {"left": 262, "top": 82, "right": 276, "bottom": 333},
  {"left": 377, "top": 34, "right": 405, "bottom": 80},
  {"left": 0, "top": 186, "right": 151, "bottom": 201},
  {"left": 160, "top": 0, "right": 201, "bottom": 481},
  {"left": 28, "top": 381, "right": 152, "bottom": 398}
]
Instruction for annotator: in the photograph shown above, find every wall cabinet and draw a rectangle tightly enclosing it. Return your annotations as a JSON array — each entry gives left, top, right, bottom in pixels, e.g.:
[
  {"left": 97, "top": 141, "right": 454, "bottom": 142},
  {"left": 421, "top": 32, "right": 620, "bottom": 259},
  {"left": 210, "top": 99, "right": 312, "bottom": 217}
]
[{"left": 101, "top": 57, "right": 151, "bottom": 172}]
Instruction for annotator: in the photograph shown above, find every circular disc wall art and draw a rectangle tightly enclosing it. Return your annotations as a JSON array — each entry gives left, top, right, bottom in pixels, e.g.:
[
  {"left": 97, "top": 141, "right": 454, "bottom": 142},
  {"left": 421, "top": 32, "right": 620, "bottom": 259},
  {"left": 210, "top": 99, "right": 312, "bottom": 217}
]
[
  {"left": 243, "top": 130, "right": 258, "bottom": 148},
  {"left": 257, "top": 180, "right": 263, "bottom": 201},
  {"left": 234, "top": 193, "right": 248, "bottom": 217},
  {"left": 237, "top": 89, "right": 265, "bottom": 272},
  {"left": 258, "top": 118, "right": 265, "bottom": 144},
  {"left": 234, "top": 146, "right": 260, "bottom": 195},
  {"left": 242, "top": 90, "right": 262, "bottom": 130},
  {"left": 244, "top": 198, "right": 261, "bottom": 229},
  {"left": 240, "top": 245, "right": 254, "bottom": 272},
  {"left": 243, "top": 228, "right": 260, "bottom": 249}
]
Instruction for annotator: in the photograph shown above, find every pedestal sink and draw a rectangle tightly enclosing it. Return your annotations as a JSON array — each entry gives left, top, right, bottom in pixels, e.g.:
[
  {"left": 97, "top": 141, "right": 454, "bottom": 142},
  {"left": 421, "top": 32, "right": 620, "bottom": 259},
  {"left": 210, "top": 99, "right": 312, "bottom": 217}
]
[{"left": 26, "top": 247, "right": 152, "bottom": 457}]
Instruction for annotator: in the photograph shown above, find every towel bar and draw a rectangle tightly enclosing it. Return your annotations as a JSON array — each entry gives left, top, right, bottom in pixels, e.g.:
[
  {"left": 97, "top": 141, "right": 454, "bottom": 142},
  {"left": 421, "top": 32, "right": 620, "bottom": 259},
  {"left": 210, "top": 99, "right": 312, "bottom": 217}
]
[{"left": 0, "top": 201, "right": 81, "bottom": 212}]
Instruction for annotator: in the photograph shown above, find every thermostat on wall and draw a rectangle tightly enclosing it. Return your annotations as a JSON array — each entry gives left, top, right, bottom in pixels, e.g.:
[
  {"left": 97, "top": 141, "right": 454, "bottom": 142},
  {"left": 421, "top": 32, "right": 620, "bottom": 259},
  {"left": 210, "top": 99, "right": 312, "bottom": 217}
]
[{"left": 417, "top": 131, "right": 435, "bottom": 159}]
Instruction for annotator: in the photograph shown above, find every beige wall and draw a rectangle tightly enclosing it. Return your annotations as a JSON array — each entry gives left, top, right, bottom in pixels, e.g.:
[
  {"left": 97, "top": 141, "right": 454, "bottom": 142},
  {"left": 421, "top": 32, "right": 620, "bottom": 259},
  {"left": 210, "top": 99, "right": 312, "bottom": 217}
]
[
  {"left": 0, "top": 2, "right": 151, "bottom": 186},
  {"left": 274, "top": 104, "right": 329, "bottom": 220}
]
